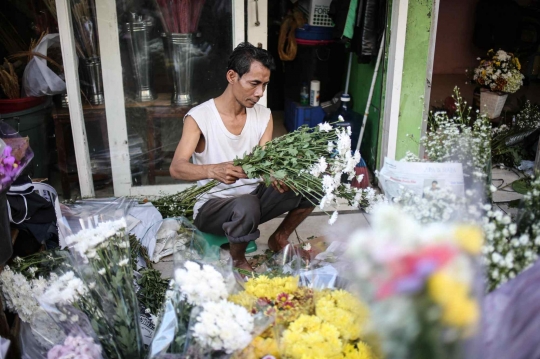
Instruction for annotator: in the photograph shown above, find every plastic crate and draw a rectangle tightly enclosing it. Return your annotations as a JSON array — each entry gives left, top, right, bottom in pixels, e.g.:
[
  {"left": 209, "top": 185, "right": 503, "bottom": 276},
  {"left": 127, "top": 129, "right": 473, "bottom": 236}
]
[
  {"left": 284, "top": 99, "right": 326, "bottom": 132},
  {"left": 298, "top": 0, "right": 334, "bottom": 27},
  {"left": 295, "top": 24, "right": 334, "bottom": 41}
]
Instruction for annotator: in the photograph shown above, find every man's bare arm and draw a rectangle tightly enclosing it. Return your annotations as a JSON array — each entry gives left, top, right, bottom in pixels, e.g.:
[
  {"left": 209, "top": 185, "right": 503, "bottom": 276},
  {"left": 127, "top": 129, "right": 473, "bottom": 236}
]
[
  {"left": 169, "top": 116, "right": 247, "bottom": 184},
  {"left": 259, "top": 114, "right": 274, "bottom": 146}
]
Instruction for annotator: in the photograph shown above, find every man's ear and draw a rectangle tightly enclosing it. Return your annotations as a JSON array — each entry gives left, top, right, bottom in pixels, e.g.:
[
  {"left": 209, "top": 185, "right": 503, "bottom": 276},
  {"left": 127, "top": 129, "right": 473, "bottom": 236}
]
[{"left": 226, "top": 70, "right": 238, "bottom": 84}]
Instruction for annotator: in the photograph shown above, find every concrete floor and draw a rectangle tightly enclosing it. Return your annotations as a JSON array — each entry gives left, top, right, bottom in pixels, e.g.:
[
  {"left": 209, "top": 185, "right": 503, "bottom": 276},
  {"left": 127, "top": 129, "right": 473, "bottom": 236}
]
[{"left": 153, "top": 210, "right": 371, "bottom": 279}]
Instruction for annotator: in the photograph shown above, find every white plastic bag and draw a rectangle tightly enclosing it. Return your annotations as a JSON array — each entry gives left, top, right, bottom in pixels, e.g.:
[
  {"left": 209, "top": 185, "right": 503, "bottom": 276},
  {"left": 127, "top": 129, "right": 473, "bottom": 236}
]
[{"left": 22, "top": 34, "right": 66, "bottom": 97}]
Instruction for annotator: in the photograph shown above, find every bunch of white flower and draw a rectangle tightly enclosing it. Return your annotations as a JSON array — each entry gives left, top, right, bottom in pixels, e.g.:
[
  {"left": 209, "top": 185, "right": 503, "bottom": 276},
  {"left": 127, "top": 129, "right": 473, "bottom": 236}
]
[
  {"left": 64, "top": 219, "right": 127, "bottom": 259},
  {"left": 0, "top": 266, "right": 50, "bottom": 323},
  {"left": 405, "top": 89, "right": 491, "bottom": 188},
  {"left": 174, "top": 261, "right": 228, "bottom": 305},
  {"left": 192, "top": 300, "right": 254, "bottom": 354},
  {"left": 515, "top": 100, "right": 540, "bottom": 131},
  {"left": 395, "top": 187, "right": 468, "bottom": 224},
  {"left": 483, "top": 177, "right": 540, "bottom": 290},
  {"left": 40, "top": 271, "right": 88, "bottom": 307},
  {"left": 310, "top": 122, "right": 377, "bottom": 223}
]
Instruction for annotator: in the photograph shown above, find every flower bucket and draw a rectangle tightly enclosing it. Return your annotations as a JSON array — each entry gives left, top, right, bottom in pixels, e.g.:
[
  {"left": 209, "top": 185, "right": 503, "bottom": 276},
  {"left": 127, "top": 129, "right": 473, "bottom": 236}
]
[
  {"left": 480, "top": 89, "right": 508, "bottom": 119},
  {"left": 0, "top": 96, "right": 46, "bottom": 114}
]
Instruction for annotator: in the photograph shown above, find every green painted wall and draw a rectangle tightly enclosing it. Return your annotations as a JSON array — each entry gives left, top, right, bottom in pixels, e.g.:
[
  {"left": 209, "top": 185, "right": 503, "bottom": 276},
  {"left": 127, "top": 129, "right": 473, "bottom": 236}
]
[
  {"left": 349, "top": 59, "right": 384, "bottom": 170},
  {"left": 395, "top": 0, "right": 434, "bottom": 159}
]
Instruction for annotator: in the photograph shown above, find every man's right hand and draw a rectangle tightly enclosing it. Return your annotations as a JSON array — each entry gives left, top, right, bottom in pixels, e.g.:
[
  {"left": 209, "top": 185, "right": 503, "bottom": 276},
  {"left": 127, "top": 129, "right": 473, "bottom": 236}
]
[{"left": 208, "top": 162, "right": 247, "bottom": 184}]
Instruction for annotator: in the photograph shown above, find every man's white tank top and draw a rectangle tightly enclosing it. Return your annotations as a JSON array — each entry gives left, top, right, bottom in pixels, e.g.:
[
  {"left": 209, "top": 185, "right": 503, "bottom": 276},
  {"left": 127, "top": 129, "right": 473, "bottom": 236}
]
[{"left": 185, "top": 99, "right": 271, "bottom": 218}]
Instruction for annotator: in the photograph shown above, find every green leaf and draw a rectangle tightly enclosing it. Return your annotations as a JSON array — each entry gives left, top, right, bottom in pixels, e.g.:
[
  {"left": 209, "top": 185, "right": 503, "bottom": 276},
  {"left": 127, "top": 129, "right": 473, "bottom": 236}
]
[
  {"left": 512, "top": 178, "right": 532, "bottom": 194},
  {"left": 289, "top": 148, "right": 298, "bottom": 156},
  {"left": 273, "top": 170, "right": 287, "bottom": 180},
  {"left": 262, "top": 174, "right": 272, "bottom": 186}
]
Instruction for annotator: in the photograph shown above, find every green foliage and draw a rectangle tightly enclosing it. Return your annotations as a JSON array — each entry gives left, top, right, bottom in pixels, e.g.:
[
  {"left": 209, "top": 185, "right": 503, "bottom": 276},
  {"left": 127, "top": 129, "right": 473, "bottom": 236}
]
[{"left": 136, "top": 268, "right": 169, "bottom": 314}]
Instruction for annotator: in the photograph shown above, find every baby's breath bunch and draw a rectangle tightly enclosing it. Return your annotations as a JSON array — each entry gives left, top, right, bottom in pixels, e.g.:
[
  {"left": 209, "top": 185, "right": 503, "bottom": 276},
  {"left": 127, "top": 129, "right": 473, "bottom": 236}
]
[
  {"left": 483, "top": 176, "right": 540, "bottom": 290},
  {"left": 406, "top": 87, "right": 491, "bottom": 189},
  {"left": 491, "top": 100, "right": 540, "bottom": 167}
]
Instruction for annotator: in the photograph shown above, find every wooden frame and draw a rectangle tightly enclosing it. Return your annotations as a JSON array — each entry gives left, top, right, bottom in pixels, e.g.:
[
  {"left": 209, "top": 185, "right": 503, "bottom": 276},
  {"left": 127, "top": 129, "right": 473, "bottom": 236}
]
[
  {"left": 55, "top": 0, "right": 95, "bottom": 197},
  {"left": 380, "top": 0, "right": 409, "bottom": 164}
]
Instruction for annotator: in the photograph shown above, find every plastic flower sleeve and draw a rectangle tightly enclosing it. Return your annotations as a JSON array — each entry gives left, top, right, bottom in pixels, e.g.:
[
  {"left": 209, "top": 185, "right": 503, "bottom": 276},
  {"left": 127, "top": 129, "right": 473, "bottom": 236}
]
[
  {"left": 148, "top": 218, "right": 239, "bottom": 359},
  {"left": 58, "top": 197, "right": 144, "bottom": 359},
  {"left": 181, "top": 299, "right": 273, "bottom": 359},
  {"left": 0, "top": 121, "right": 34, "bottom": 194},
  {"left": 37, "top": 268, "right": 123, "bottom": 359},
  {"left": 141, "top": 217, "right": 215, "bottom": 266},
  {"left": 19, "top": 319, "right": 61, "bottom": 359},
  {"left": 343, "top": 204, "right": 484, "bottom": 359},
  {"left": 254, "top": 244, "right": 310, "bottom": 279},
  {"left": 0, "top": 337, "right": 9, "bottom": 359},
  {"left": 20, "top": 308, "right": 105, "bottom": 359}
]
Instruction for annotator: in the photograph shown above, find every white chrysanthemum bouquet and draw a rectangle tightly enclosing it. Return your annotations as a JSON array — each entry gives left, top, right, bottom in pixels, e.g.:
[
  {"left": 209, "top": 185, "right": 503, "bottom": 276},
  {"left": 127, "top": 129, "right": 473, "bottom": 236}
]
[
  {"left": 473, "top": 49, "right": 524, "bottom": 93},
  {"left": 44, "top": 198, "right": 145, "bottom": 359},
  {"left": 154, "top": 119, "right": 375, "bottom": 222},
  {"left": 148, "top": 224, "right": 272, "bottom": 358}
]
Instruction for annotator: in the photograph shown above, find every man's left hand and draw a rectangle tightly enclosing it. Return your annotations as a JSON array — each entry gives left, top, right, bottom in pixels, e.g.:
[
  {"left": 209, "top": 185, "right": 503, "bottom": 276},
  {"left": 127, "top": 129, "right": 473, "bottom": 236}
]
[{"left": 272, "top": 180, "right": 290, "bottom": 194}]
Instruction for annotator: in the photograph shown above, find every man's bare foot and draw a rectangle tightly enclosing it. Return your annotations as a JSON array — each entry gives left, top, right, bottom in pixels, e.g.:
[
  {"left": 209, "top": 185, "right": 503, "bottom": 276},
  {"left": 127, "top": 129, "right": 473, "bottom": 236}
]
[
  {"left": 233, "top": 258, "right": 254, "bottom": 272},
  {"left": 268, "top": 233, "right": 290, "bottom": 252}
]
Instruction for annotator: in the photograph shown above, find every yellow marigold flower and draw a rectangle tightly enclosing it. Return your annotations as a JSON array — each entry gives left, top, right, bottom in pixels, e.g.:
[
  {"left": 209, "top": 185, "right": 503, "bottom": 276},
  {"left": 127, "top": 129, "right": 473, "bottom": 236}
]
[
  {"left": 495, "top": 61, "right": 501, "bottom": 66},
  {"left": 282, "top": 315, "right": 343, "bottom": 359},
  {"left": 315, "top": 290, "right": 368, "bottom": 341},
  {"left": 252, "top": 336, "right": 280, "bottom": 358},
  {"left": 514, "top": 57, "right": 521, "bottom": 70},
  {"left": 244, "top": 275, "right": 299, "bottom": 300},
  {"left": 441, "top": 296, "right": 479, "bottom": 328},
  {"left": 342, "top": 342, "right": 374, "bottom": 359},
  {"left": 454, "top": 225, "right": 483, "bottom": 254},
  {"left": 427, "top": 271, "right": 467, "bottom": 306},
  {"left": 229, "top": 291, "right": 258, "bottom": 310}
]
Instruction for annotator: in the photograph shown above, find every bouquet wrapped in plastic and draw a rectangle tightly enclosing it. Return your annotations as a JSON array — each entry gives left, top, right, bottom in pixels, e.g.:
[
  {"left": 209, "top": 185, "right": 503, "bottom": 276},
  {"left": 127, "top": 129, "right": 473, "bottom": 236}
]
[
  {"left": 1, "top": 121, "right": 35, "bottom": 265},
  {"left": 55, "top": 197, "right": 144, "bottom": 359},
  {"left": 230, "top": 244, "right": 375, "bottom": 359},
  {"left": 0, "top": 250, "right": 70, "bottom": 357},
  {"left": 147, "top": 217, "right": 272, "bottom": 359},
  {"left": 0, "top": 121, "right": 34, "bottom": 193},
  {"left": 344, "top": 204, "right": 483, "bottom": 359}
]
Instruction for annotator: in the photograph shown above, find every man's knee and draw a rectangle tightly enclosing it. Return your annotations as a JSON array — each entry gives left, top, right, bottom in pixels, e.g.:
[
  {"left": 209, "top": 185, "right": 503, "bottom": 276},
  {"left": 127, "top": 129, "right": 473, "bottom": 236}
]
[{"left": 231, "top": 195, "right": 261, "bottom": 222}]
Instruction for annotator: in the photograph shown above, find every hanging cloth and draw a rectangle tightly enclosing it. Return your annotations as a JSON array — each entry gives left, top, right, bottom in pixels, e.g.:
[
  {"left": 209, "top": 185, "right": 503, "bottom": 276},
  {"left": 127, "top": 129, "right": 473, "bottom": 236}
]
[
  {"left": 343, "top": 0, "right": 359, "bottom": 39},
  {"left": 278, "top": 8, "right": 306, "bottom": 61},
  {"left": 353, "top": 0, "right": 386, "bottom": 63},
  {"left": 328, "top": 0, "right": 353, "bottom": 39}
]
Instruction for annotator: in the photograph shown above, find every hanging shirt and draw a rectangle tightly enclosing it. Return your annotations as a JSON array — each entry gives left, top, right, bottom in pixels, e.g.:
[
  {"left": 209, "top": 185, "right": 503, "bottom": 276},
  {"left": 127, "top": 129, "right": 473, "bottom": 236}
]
[{"left": 185, "top": 99, "right": 271, "bottom": 219}]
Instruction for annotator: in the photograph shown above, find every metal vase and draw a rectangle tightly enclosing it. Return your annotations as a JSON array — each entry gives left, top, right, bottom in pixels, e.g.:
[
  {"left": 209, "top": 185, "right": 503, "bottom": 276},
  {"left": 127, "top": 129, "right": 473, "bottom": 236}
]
[
  {"left": 162, "top": 33, "right": 193, "bottom": 106},
  {"left": 124, "top": 15, "right": 156, "bottom": 102},
  {"left": 82, "top": 57, "right": 105, "bottom": 105}
]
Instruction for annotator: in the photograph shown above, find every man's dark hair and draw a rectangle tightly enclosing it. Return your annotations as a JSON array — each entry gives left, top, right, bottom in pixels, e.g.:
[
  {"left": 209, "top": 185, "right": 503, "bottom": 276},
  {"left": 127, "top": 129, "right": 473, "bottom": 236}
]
[
  {"left": 227, "top": 42, "right": 276, "bottom": 78},
  {"left": 432, "top": 181, "right": 438, "bottom": 185}
]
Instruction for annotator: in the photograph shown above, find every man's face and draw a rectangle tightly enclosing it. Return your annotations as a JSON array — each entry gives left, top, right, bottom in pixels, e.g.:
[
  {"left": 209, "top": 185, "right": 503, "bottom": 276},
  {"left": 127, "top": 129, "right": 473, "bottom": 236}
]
[{"left": 228, "top": 61, "right": 270, "bottom": 108}]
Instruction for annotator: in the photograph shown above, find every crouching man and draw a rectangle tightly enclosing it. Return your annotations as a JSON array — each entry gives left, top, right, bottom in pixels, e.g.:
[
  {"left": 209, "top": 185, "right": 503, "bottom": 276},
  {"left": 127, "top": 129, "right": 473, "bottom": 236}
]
[{"left": 169, "top": 43, "right": 314, "bottom": 271}]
